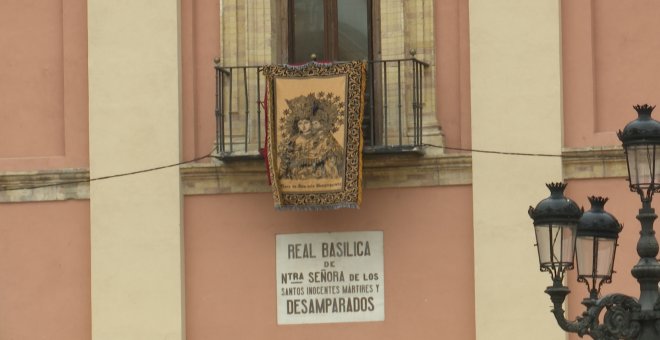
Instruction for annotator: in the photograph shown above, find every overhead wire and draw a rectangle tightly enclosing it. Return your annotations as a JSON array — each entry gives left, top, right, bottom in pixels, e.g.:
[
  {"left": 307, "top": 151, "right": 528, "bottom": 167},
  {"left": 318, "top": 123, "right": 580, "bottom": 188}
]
[
  {"left": 422, "top": 144, "right": 617, "bottom": 159},
  {"left": 424, "top": 144, "right": 565, "bottom": 158},
  {"left": 0, "top": 143, "right": 623, "bottom": 193},
  {"left": 0, "top": 152, "right": 214, "bottom": 193}
]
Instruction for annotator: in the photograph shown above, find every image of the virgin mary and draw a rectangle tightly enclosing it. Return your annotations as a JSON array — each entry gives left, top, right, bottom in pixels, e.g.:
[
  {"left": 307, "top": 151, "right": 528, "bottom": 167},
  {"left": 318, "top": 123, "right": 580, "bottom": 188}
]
[{"left": 278, "top": 94, "right": 344, "bottom": 180}]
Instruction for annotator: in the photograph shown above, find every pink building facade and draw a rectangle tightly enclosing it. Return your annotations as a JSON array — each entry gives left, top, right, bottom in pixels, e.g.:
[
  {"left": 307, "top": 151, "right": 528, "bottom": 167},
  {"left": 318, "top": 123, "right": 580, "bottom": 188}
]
[{"left": 1, "top": 1, "right": 659, "bottom": 339}]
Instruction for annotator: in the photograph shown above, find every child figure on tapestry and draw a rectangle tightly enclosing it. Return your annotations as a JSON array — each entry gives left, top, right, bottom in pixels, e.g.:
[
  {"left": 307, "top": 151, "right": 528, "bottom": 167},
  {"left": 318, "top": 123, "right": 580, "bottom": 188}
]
[{"left": 277, "top": 92, "right": 346, "bottom": 181}]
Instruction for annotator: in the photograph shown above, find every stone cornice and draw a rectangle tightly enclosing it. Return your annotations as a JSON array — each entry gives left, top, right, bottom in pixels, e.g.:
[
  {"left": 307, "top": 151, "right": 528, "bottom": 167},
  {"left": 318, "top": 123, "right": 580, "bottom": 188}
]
[
  {"left": 0, "top": 168, "right": 90, "bottom": 203},
  {"left": 0, "top": 146, "right": 629, "bottom": 202},
  {"left": 561, "top": 146, "right": 626, "bottom": 179},
  {"left": 180, "top": 152, "right": 473, "bottom": 196}
]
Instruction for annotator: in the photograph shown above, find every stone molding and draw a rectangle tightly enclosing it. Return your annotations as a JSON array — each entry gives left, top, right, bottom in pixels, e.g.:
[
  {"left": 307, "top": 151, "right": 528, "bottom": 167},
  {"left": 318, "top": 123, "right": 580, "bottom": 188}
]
[
  {"left": 562, "top": 146, "right": 627, "bottom": 179},
  {"left": 0, "top": 168, "right": 89, "bottom": 202},
  {"left": 0, "top": 147, "right": 629, "bottom": 202},
  {"left": 181, "top": 151, "right": 472, "bottom": 196}
]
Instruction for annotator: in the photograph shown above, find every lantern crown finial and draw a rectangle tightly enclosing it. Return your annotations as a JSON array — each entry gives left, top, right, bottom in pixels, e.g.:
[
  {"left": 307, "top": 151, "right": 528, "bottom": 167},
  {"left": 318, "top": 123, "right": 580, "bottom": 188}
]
[
  {"left": 578, "top": 196, "right": 622, "bottom": 238},
  {"left": 617, "top": 104, "right": 660, "bottom": 145},
  {"left": 529, "top": 182, "right": 582, "bottom": 225},
  {"left": 586, "top": 196, "right": 608, "bottom": 211},
  {"left": 633, "top": 104, "right": 655, "bottom": 118},
  {"left": 546, "top": 182, "right": 567, "bottom": 197}
]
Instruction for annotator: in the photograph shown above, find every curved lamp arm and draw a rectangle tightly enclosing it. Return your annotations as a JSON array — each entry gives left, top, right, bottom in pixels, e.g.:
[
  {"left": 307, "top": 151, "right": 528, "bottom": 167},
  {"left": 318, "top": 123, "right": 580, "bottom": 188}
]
[
  {"left": 545, "top": 282, "right": 642, "bottom": 339},
  {"left": 545, "top": 284, "right": 593, "bottom": 337}
]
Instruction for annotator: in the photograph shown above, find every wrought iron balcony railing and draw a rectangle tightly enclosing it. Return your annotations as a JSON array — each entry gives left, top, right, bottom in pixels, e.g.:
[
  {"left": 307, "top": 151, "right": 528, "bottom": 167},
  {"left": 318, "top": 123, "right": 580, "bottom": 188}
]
[{"left": 214, "top": 58, "right": 429, "bottom": 159}]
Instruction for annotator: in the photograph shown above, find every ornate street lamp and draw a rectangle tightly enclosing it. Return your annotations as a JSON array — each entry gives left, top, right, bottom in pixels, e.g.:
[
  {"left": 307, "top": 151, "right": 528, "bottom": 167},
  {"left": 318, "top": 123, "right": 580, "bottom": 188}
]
[
  {"left": 530, "top": 105, "right": 660, "bottom": 340},
  {"left": 575, "top": 197, "right": 622, "bottom": 301},
  {"left": 619, "top": 104, "right": 660, "bottom": 201},
  {"left": 529, "top": 182, "right": 582, "bottom": 287}
]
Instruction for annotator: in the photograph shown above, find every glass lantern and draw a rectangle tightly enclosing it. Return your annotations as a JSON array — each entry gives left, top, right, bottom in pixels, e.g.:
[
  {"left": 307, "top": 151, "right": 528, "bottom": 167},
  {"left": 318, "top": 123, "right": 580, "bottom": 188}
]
[
  {"left": 529, "top": 183, "right": 583, "bottom": 283},
  {"left": 575, "top": 196, "right": 622, "bottom": 298},
  {"left": 618, "top": 104, "right": 660, "bottom": 198}
]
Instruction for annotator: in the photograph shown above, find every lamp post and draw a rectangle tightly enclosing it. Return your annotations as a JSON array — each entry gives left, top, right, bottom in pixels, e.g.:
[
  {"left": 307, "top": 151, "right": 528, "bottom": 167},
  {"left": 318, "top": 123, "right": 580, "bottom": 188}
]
[{"left": 530, "top": 105, "right": 660, "bottom": 340}]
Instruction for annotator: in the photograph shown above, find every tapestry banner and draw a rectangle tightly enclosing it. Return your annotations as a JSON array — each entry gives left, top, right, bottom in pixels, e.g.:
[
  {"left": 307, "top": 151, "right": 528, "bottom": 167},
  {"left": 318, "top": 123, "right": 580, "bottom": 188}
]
[{"left": 262, "top": 61, "right": 366, "bottom": 210}]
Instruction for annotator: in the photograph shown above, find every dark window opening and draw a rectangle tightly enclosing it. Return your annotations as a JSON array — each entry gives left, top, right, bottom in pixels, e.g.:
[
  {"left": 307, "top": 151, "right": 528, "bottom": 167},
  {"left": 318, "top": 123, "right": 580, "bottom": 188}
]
[{"left": 288, "top": 0, "right": 372, "bottom": 64}]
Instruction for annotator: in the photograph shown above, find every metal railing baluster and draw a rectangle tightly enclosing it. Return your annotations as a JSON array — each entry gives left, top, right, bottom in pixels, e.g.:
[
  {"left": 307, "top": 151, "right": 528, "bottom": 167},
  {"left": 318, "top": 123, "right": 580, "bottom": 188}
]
[
  {"left": 243, "top": 67, "right": 249, "bottom": 152},
  {"left": 228, "top": 68, "right": 234, "bottom": 153},
  {"left": 256, "top": 68, "right": 262, "bottom": 148},
  {"left": 397, "top": 60, "right": 402, "bottom": 146},
  {"left": 417, "top": 60, "right": 424, "bottom": 146},
  {"left": 368, "top": 61, "right": 376, "bottom": 146},
  {"left": 214, "top": 59, "right": 429, "bottom": 159},
  {"left": 383, "top": 61, "right": 388, "bottom": 147},
  {"left": 216, "top": 66, "right": 231, "bottom": 154}
]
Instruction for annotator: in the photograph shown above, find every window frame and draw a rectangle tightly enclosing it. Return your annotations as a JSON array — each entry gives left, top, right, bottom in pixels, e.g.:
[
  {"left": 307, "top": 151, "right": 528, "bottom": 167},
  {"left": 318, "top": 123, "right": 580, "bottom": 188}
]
[{"left": 284, "top": 0, "right": 378, "bottom": 64}]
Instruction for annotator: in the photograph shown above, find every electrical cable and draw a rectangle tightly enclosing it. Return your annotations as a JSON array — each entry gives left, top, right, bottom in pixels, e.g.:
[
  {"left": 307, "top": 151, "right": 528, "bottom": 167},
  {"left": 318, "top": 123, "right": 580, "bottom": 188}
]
[
  {"left": 424, "top": 144, "right": 563, "bottom": 157},
  {"left": 422, "top": 144, "right": 606, "bottom": 159},
  {"left": 1, "top": 143, "right": 623, "bottom": 192},
  {"left": 0, "top": 153, "right": 213, "bottom": 193}
]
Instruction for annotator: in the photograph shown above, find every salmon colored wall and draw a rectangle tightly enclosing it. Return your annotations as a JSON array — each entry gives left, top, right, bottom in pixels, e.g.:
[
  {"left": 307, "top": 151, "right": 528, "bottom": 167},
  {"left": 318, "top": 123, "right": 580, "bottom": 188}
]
[
  {"left": 181, "top": 0, "right": 472, "bottom": 157},
  {"left": 563, "top": 0, "right": 660, "bottom": 148},
  {"left": 184, "top": 186, "right": 475, "bottom": 340},
  {"left": 565, "top": 178, "right": 641, "bottom": 340},
  {"left": 0, "top": 200, "right": 90, "bottom": 339},
  {"left": 0, "top": 0, "right": 88, "bottom": 171},
  {"left": 181, "top": 0, "right": 220, "bottom": 160},
  {"left": 435, "top": 0, "right": 471, "bottom": 151}
]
